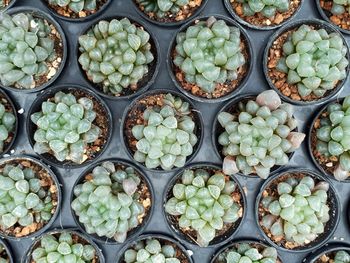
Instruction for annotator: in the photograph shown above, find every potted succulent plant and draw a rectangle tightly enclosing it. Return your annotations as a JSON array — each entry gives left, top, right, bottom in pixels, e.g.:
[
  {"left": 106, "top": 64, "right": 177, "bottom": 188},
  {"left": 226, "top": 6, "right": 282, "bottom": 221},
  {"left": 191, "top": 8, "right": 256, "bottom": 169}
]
[
  {"left": 71, "top": 159, "right": 153, "bottom": 243},
  {"left": 224, "top": 0, "right": 303, "bottom": 30},
  {"left": 0, "top": 8, "right": 67, "bottom": 92},
  {"left": 0, "top": 155, "right": 61, "bottom": 239},
  {"left": 214, "top": 90, "right": 305, "bottom": 179},
  {"left": 24, "top": 229, "right": 105, "bottom": 263},
  {"left": 256, "top": 169, "right": 339, "bottom": 252},
  {"left": 264, "top": 20, "right": 349, "bottom": 105},
  {"left": 169, "top": 15, "right": 252, "bottom": 102},
  {"left": 303, "top": 243, "right": 350, "bottom": 262},
  {"left": 0, "top": 240, "right": 13, "bottom": 263},
  {"left": 164, "top": 163, "right": 245, "bottom": 247},
  {"left": 27, "top": 85, "right": 112, "bottom": 168},
  {"left": 78, "top": 17, "right": 159, "bottom": 99},
  {"left": 0, "top": 90, "right": 17, "bottom": 155},
  {"left": 309, "top": 95, "right": 350, "bottom": 181},
  {"left": 122, "top": 89, "right": 203, "bottom": 171}
]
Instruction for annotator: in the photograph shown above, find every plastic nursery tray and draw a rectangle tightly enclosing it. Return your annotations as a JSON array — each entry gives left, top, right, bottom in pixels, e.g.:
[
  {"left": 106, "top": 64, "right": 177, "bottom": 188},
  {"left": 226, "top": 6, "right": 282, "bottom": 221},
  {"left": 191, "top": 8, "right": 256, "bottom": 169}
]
[{"left": 1, "top": 0, "right": 350, "bottom": 263}]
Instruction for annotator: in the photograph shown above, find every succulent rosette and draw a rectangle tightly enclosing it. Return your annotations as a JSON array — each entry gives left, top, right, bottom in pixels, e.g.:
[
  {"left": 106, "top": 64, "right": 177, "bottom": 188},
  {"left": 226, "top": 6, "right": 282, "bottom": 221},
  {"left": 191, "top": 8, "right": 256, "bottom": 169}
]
[
  {"left": 238, "top": 0, "right": 290, "bottom": 18},
  {"left": 48, "top": 0, "right": 98, "bottom": 14},
  {"left": 0, "top": 99, "right": 15, "bottom": 154}
]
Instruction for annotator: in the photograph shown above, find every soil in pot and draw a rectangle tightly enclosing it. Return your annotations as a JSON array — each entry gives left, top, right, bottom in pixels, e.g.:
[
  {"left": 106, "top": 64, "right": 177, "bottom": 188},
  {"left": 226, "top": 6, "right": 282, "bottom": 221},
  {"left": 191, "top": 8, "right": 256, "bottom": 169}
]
[
  {"left": 71, "top": 160, "right": 152, "bottom": 243},
  {"left": 314, "top": 249, "right": 350, "bottom": 262},
  {"left": 0, "top": 0, "right": 13, "bottom": 10},
  {"left": 0, "top": 158, "right": 59, "bottom": 238},
  {"left": 0, "top": 92, "right": 16, "bottom": 154},
  {"left": 319, "top": 0, "right": 350, "bottom": 33}
]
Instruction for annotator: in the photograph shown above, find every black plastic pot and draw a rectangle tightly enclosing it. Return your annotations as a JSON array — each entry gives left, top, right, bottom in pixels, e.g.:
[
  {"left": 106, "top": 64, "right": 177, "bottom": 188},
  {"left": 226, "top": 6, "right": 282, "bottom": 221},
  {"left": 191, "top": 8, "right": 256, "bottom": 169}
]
[
  {"left": 77, "top": 14, "right": 160, "bottom": 101},
  {"left": 0, "top": 239, "right": 13, "bottom": 263},
  {"left": 2, "top": 7, "right": 67, "bottom": 93},
  {"left": 22, "top": 228, "right": 105, "bottom": 263},
  {"left": 0, "top": 155, "right": 62, "bottom": 240},
  {"left": 70, "top": 158, "right": 155, "bottom": 244},
  {"left": 255, "top": 168, "right": 340, "bottom": 253},
  {"left": 131, "top": 0, "right": 209, "bottom": 27},
  {"left": 26, "top": 84, "right": 113, "bottom": 169},
  {"left": 120, "top": 88, "right": 204, "bottom": 173},
  {"left": 263, "top": 19, "right": 350, "bottom": 106},
  {"left": 167, "top": 14, "right": 253, "bottom": 103},
  {"left": 224, "top": 0, "right": 304, "bottom": 31},
  {"left": 303, "top": 242, "right": 350, "bottom": 262},
  {"left": 163, "top": 162, "right": 246, "bottom": 247},
  {"left": 308, "top": 97, "right": 350, "bottom": 183},
  {"left": 116, "top": 233, "right": 194, "bottom": 263}
]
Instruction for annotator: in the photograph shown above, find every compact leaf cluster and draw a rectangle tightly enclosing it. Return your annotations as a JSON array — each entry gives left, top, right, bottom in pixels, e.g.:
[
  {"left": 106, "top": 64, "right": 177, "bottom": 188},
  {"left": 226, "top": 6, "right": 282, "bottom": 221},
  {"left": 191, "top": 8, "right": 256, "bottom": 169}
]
[
  {"left": 0, "top": 163, "right": 55, "bottom": 232},
  {"left": 315, "top": 95, "right": 350, "bottom": 181},
  {"left": 79, "top": 18, "right": 154, "bottom": 96},
  {"left": 72, "top": 161, "right": 147, "bottom": 243},
  {"left": 165, "top": 168, "right": 242, "bottom": 247},
  {"left": 123, "top": 238, "right": 182, "bottom": 263},
  {"left": 173, "top": 17, "right": 246, "bottom": 94},
  {"left": 0, "top": 13, "right": 57, "bottom": 89},
  {"left": 0, "top": 244, "right": 8, "bottom": 263},
  {"left": 330, "top": 0, "right": 350, "bottom": 16},
  {"left": 135, "top": 0, "right": 190, "bottom": 19},
  {"left": 31, "top": 232, "right": 97, "bottom": 263},
  {"left": 132, "top": 93, "right": 198, "bottom": 170},
  {"left": 48, "top": 0, "right": 98, "bottom": 14},
  {"left": 31, "top": 91, "right": 101, "bottom": 164},
  {"left": 216, "top": 243, "right": 278, "bottom": 263},
  {"left": 237, "top": 0, "right": 290, "bottom": 18},
  {"left": 260, "top": 175, "right": 331, "bottom": 247},
  {"left": 219, "top": 90, "right": 305, "bottom": 179},
  {"left": 0, "top": 102, "right": 15, "bottom": 153},
  {"left": 276, "top": 24, "right": 349, "bottom": 98},
  {"left": 321, "top": 250, "right": 350, "bottom": 262}
]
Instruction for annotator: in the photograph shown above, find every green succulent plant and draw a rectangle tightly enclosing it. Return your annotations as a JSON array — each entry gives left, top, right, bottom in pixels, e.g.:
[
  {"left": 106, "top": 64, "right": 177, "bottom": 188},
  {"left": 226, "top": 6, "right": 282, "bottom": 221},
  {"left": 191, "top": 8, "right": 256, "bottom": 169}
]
[
  {"left": 218, "top": 90, "right": 305, "bottom": 179},
  {"left": 131, "top": 93, "right": 198, "bottom": 170},
  {"left": 123, "top": 238, "right": 183, "bottom": 263},
  {"left": 315, "top": 95, "right": 350, "bottom": 181},
  {"left": 31, "top": 91, "right": 102, "bottom": 164},
  {"left": 330, "top": 0, "right": 350, "bottom": 16},
  {"left": 72, "top": 161, "right": 149, "bottom": 243},
  {"left": 0, "top": 13, "right": 58, "bottom": 89},
  {"left": 78, "top": 18, "right": 154, "bottom": 96},
  {"left": 0, "top": 163, "right": 56, "bottom": 235},
  {"left": 323, "top": 250, "right": 350, "bottom": 262},
  {"left": 237, "top": 0, "right": 290, "bottom": 18},
  {"left": 0, "top": 101, "right": 15, "bottom": 153},
  {"left": 216, "top": 242, "right": 278, "bottom": 263},
  {"left": 48, "top": 0, "right": 98, "bottom": 14},
  {"left": 31, "top": 231, "right": 97, "bottom": 263},
  {"left": 165, "top": 168, "right": 242, "bottom": 247},
  {"left": 135, "top": 0, "right": 190, "bottom": 19},
  {"left": 173, "top": 16, "right": 246, "bottom": 94},
  {"left": 260, "top": 174, "right": 331, "bottom": 247},
  {"left": 275, "top": 24, "right": 349, "bottom": 99},
  {"left": 0, "top": 244, "right": 9, "bottom": 263}
]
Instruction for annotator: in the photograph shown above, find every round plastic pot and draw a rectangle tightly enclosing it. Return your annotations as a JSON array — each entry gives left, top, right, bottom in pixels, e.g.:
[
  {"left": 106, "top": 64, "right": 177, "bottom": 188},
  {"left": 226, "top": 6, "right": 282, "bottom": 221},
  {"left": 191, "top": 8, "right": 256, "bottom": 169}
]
[
  {"left": 255, "top": 168, "right": 340, "bottom": 253},
  {"left": 22, "top": 228, "right": 105, "bottom": 263},
  {"left": 167, "top": 14, "right": 253, "bottom": 103},
  {"left": 131, "top": 0, "right": 209, "bottom": 27},
  {"left": 163, "top": 162, "right": 247, "bottom": 247},
  {"left": 223, "top": 0, "right": 304, "bottom": 31},
  {"left": 77, "top": 14, "right": 160, "bottom": 101},
  {"left": 210, "top": 238, "right": 284, "bottom": 263},
  {"left": 211, "top": 93, "right": 297, "bottom": 179},
  {"left": 26, "top": 84, "right": 113, "bottom": 169},
  {"left": 2, "top": 7, "right": 67, "bottom": 93},
  {"left": 263, "top": 19, "right": 350, "bottom": 106},
  {"left": 120, "top": 88, "right": 204, "bottom": 173},
  {"left": 41, "top": 0, "right": 112, "bottom": 22},
  {"left": 0, "top": 154, "right": 62, "bottom": 240},
  {"left": 116, "top": 233, "right": 194, "bottom": 263},
  {"left": 0, "top": 239, "right": 14, "bottom": 263},
  {"left": 308, "top": 97, "right": 350, "bottom": 183},
  {"left": 0, "top": 88, "right": 18, "bottom": 156},
  {"left": 70, "top": 158, "right": 155, "bottom": 244},
  {"left": 303, "top": 242, "right": 350, "bottom": 262}
]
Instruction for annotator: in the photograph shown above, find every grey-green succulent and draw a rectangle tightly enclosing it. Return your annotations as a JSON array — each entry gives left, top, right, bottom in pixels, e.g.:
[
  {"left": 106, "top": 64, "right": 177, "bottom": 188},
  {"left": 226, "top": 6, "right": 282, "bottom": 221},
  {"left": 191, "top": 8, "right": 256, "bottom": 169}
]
[
  {"left": 0, "top": 244, "right": 9, "bottom": 263},
  {"left": 48, "top": 0, "right": 98, "bottom": 14},
  {"left": 0, "top": 13, "right": 58, "bottom": 89},
  {"left": 135, "top": 0, "right": 190, "bottom": 19},
  {"left": 216, "top": 242, "right": 278, "bottom": 263},
  {"left": 219, "top": 90, "right": 305, "bottom": 179},
  {"left": 31, "top": 231, "right": 97, "bottom": 263},
  {"left": 0, "top": 101, "right": 15, "bottom": 153},
  {"left": 330, "top": 0, "right": 350, "bottom": 16},
  {"left": 31, "top": 91, "right": 102, "bottom": 164},
  {"left": 123, "top": 238, "right": 184, "bottom": 263},
  {"left": 131, "top": 93, "right": 198, "bottom": 170},
  {"left": 78, "top": 18, "right": 154, "bottom": 96},
  {"left": 173, "top": 17, "right": 246, "bottom": 94},
  {"left": 315, "top": 95, "right": 350, "bottom": 181},
  {"left": 165, "top": 168, "right": 242, "bottom": 247},
  {"left": 260, "top": 174, "right": 331, "bottom": 247},
  {"left": 275, "top": 24, "right": 349, "bottom": 99},
  {"left": 0, "top": 163, "right": 57, "bottom": 236},
  {"left": 321, "top": 250, "right": 350, "bottom": 262},
  {"left": 237, "top": 0, "right": 290, "bottom": 18},
  {"left": 72, "top": 161, "right": 149, "bottom": 243}
]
